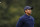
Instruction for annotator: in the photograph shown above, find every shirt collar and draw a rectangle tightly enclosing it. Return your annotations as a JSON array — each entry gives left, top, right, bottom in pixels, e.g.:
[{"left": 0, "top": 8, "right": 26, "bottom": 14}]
[{"left": 24, "top": 13, "right": 30, "bottom": 18}]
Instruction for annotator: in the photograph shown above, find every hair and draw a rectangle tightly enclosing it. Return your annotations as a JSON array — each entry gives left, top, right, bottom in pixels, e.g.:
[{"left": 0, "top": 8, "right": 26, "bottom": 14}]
[{"left": 24, "top": 9, "right": 27, "bottom": 13}]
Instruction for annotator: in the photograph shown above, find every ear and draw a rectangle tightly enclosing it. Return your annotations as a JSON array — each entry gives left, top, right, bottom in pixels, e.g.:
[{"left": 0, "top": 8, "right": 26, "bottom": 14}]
[{"left": 25, "top": 10, "right": 27, "bottom": 13}]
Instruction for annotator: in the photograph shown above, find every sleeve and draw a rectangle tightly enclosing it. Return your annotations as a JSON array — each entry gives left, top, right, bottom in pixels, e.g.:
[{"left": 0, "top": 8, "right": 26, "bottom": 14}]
[{"left": 16, "top": 18, "right": 23, "bottom": 27}]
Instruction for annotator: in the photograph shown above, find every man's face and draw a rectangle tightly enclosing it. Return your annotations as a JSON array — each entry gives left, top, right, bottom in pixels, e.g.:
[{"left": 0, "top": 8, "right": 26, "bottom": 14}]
[{"left": 25, "top": 9, "right": 32, "bottom": 15}]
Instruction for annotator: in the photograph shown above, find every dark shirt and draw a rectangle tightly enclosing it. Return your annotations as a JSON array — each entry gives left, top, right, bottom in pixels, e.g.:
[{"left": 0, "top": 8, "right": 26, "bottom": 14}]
[{"left": 16, "top": 14, "right": 34, "bottom": 27}]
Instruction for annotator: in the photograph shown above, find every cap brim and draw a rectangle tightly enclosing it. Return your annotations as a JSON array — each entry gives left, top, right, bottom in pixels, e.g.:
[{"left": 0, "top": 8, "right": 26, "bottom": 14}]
[{"left": 31, "top": 6, "right": 33, "bottom": 10}]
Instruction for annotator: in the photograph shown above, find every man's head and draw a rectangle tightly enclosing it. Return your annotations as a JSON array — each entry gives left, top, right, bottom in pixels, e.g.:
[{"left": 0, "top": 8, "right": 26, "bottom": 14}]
[{"left": 24, "top": 6, "right": 33, "bottom": 15}]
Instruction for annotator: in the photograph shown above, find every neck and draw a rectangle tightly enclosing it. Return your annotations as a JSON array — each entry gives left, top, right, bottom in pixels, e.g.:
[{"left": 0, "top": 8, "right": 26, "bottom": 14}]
[{"left": 25, "top": 13, "right": 30, "bottom": 16}]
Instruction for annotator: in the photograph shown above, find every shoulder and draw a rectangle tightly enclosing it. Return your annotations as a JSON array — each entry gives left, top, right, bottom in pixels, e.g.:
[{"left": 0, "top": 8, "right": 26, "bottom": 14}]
[
  {"left": 19, "top": 15, "right": 25, "bottom": 21},
  {"left": 19, "top": 15, "right": 24, "bottom": 19},
  {"left": 20, "top": 14, "right": 26, "bottom": 18}
]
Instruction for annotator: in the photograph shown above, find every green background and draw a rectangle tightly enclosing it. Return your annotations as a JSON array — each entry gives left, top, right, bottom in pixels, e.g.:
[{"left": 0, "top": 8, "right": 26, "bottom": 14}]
[{"left": 0, "top": 0, "right": 40, "bottom": 27}]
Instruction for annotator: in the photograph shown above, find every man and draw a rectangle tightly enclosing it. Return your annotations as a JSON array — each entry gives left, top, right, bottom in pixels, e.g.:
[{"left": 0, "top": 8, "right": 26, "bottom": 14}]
[{"left": 16, "top": 6, "right": 34, "bottom": 27}]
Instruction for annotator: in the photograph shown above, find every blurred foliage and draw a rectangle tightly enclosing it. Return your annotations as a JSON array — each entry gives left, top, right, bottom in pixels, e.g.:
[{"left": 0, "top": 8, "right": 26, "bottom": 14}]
[{"left": 0, "top": 0, "right": 40, "bottom": 27}]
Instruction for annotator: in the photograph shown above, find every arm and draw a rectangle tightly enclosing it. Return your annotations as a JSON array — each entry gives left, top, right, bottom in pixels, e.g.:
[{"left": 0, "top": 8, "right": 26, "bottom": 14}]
[{"left": 16, "top": 18, "right": 23, "bottom": 27}]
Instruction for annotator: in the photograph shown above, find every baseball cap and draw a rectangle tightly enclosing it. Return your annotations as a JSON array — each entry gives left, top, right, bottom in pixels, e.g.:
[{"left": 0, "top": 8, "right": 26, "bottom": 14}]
[{"left": 24, "top": 6, "right": 33, "bottom": 11}]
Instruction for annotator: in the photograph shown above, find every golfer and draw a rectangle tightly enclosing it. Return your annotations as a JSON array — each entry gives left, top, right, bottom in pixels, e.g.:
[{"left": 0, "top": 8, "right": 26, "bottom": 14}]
[{"left": 16, "top": 6, "right": 35, "bottom": 27}]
